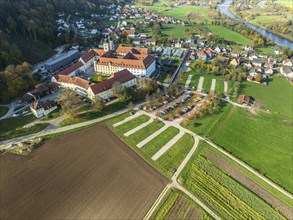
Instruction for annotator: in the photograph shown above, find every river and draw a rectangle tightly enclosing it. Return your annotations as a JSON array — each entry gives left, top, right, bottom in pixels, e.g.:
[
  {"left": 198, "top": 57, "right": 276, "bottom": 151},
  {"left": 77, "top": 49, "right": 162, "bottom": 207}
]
[{"left": 219, "top": 0, "right": 293, "bottom": 50}]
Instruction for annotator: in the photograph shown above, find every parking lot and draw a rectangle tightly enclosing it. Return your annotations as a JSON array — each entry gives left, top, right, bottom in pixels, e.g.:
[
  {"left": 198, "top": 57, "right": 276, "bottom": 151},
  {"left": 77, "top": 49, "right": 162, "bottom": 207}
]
[{"left": 145, "top": 90, "right": 207, "bottom": 121}]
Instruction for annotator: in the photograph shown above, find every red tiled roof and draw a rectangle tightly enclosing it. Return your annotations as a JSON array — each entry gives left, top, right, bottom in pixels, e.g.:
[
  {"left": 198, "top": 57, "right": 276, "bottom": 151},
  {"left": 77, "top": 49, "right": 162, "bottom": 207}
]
[
  {"left": 116, "top": 45, "right": 149, "bottom": 55},
  {"left": 90, "top": 69, "right": 136, "bottom": 95},
  {"left": 80, "top": 49, "right": 97, "bottom": 63},
  {"left": 58, "top": 61, "right": 83, "bottom": 76},
  {"left": 57, "top": 75, "right": 92, "bottom": 90}
]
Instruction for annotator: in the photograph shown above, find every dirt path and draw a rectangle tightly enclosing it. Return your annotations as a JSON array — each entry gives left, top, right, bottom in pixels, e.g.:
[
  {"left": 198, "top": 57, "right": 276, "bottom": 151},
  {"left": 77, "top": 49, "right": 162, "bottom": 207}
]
[
  {"left": 197, "top": 76, "right": 204, "bottom": 92},
  {"left": 151, "top": 130, "right": 185, "bottom": 161},
  {"left": 124, "top": 118, "right": 153, "bottom": 137},
  {"left": 203, "top": 152, "right": 293, "bottom": 219}
]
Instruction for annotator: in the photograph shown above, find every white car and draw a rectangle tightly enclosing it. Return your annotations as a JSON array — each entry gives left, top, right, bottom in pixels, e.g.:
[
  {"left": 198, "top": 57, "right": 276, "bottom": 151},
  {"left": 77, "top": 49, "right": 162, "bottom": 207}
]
[{"left": 12, "top": 113, "right": 19, "bottom": 117}]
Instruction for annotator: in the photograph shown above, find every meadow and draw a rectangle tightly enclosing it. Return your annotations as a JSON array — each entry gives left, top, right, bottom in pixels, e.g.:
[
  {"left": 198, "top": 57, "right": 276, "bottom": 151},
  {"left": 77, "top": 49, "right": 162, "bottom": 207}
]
[
  {"left": 206, "top": 106, "right": 293, "bottom": 193},
  {"left": 240, "top": 77, "right": 293, "bottom": 120},
  {"left": 204, "top": 25, "right": 252, "bottom": 45},
  {"left": 108, "top": 115, "right": 195, "bottom": 178}
]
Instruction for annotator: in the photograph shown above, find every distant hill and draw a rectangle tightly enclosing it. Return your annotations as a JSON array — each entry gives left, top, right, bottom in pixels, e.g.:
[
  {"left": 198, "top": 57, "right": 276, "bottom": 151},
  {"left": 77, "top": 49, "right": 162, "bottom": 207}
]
[{"left": 0, "top": 0, "right": 120, "bottom": 70}]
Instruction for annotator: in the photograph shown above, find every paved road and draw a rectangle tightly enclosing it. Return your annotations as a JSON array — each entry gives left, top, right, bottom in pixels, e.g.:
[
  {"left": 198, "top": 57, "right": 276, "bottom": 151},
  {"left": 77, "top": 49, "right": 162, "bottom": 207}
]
[{"left": 0, "top": 108, "right": 128, "bottom": 148}]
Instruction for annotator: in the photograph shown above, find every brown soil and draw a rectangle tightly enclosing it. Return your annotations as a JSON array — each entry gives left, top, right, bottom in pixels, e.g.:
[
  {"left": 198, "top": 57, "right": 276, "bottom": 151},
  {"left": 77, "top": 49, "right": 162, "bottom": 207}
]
[
  {"left": 0, "top": 125, "right": 168, "bottom": 220},
  {"left": 203, "top": 152, "right": 293, "bottom": 219}
]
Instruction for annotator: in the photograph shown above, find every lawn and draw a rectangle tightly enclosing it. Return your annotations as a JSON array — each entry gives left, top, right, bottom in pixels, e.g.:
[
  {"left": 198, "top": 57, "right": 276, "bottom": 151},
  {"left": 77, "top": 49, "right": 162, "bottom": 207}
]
[
  {"left": 110, "top": 116, "right": 196, "bottom": 178},
  {"left": 258, "top": 47, "right": 276, "bottom": 56},
  {"left": 180, "top": 142, "right": 286, "bottom": 219},
  {"left": 41, "top": 108, "right": 61, "bottom": 121},
  {"left": 155, "top": 133, "right": 194, "bottom": 177},
  {"left": 275, "top": 0, "right": 293, "bottom": 9},
  {"left": 204, "top": 25, "right": 252, "bottom": 45},
  {"left": 206, "top": 106, "right": 293, "bottom": 193},
  {"left": 60, "top": 101, "right": 126, "bottom": 126},
  {"left": 240, "top": 76, "right": 293, "bottom": 120},
  {"left": 150, "top": 188, "right": 212, "bottom": 219},
  {"left": 162, "top": 6, "right": 212, "bottom": 22},
  {"left": 0, "top": 114, "right": 36, "bottom": 134},
  {"left": 0, "top": 106, "right": 8, "bottom": 117},
  {"left": 0, "top": 123, "right": 49, "bottom": 142},
  {"left": 181, "top": 70, "right": 226, "bottom": 95},
  {"left": 161, "top": 24, "right": 197, "bottom": 39},
  {"left": 113, "top": 115, "right": 150, "bottom": 134}
]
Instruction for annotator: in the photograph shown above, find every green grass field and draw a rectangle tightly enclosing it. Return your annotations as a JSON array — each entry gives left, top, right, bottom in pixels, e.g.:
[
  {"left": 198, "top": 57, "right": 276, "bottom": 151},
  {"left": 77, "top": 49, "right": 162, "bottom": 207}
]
[
  {"left": 137, "top": 3, "right": 211, "bottom": 22},
  {"left": 205, "top": 105, "right": 293, "bottom": 193},
  {"left": 60, "top": 102, "right": 126, "bottom": 126},
  {"left": 109, "top": 116, "right": 196, "bottom": 178},
  {"left": 0, "top": 106, "right": 9, "bottom": 118},
  {"left": 180, "top": 142, "right": 286, "bottom": 219},
  {"left": 241, "top": 77, "right": 293, "bottom": 120},
  {"left": 181, "top": 70, "right": 226, "bottom": 95},
  {"left": 0, "top": 114, "right": 36, "bottom": 133},
  {"left": 112, "top": 115, "right": 150, "bottom": 134},
  {"left": 150, "top": 188, "right": 211, "bottom": 219},
  {"left": 0, "top": 123, "right": 49, "bottom": 142},
  {"left": 275, "top": 0, "right": 293, "bottom": 9},
  {"left": 205, "top": 25, "right": 252, "bottom": 45},
  {"left": 161, "top": 24, "right": 197, "bottom": 39}
]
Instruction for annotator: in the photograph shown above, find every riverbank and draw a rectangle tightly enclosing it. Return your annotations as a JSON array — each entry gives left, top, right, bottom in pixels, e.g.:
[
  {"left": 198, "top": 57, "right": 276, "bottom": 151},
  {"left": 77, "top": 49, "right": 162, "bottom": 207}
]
[
  {"left": 228, "top": 7, "right": 293, "bottom": 44},
  {"left": 219, "top": 0, "right": 293, "bottom": 49}
]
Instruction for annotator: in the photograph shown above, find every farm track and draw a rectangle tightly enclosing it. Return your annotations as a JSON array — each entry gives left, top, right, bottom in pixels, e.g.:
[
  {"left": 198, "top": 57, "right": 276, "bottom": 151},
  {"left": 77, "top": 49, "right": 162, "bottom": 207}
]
[{"left": 0, "top": 125, "right": 168, "bottom": 220}]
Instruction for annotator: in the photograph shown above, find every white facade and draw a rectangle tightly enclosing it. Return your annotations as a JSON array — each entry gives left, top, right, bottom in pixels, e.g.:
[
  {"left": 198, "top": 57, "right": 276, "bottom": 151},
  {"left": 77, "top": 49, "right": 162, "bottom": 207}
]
[
  {"left": 88, "top": 78, "right": 137, "bottom": 100},
  {"left": 94, "top": 59, "right": 156, "bottom": 78},
  {"left": 30, "top": 105, "right": 57, "bottom": 118}
]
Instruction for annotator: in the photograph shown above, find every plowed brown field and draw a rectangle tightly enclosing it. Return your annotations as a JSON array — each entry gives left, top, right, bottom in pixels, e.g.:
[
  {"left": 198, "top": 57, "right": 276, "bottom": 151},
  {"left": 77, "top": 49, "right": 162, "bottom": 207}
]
[{"left": 0, "top": 125, "right": 168, "bottom": 220}]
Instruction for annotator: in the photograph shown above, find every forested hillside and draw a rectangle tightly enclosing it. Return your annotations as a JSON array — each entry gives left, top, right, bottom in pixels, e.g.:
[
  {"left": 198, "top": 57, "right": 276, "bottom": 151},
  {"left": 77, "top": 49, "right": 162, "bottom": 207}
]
[{"left": 0, "top": 0, "right": 120, "bottom": 70}]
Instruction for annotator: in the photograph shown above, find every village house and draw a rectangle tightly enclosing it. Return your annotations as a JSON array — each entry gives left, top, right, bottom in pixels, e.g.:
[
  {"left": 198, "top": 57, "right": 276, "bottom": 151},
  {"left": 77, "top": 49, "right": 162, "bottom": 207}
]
[
  {"left": 231, "top": 50, "right": 240, "bottom": 58},
  {"left": 282, "top": 58, "right": 293, "bottom": 66},
  {"left": 280, "top": 66, "right": 293, "bottom": 79},
  {"left": 244, "top": 45, "right": 253, "bottom": 51},
  {"left": 238, "top": 94, "right": 251, "bottom": 105},
  {"left": 30, "top": 100, "right": 58, "bottom": 118}
]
